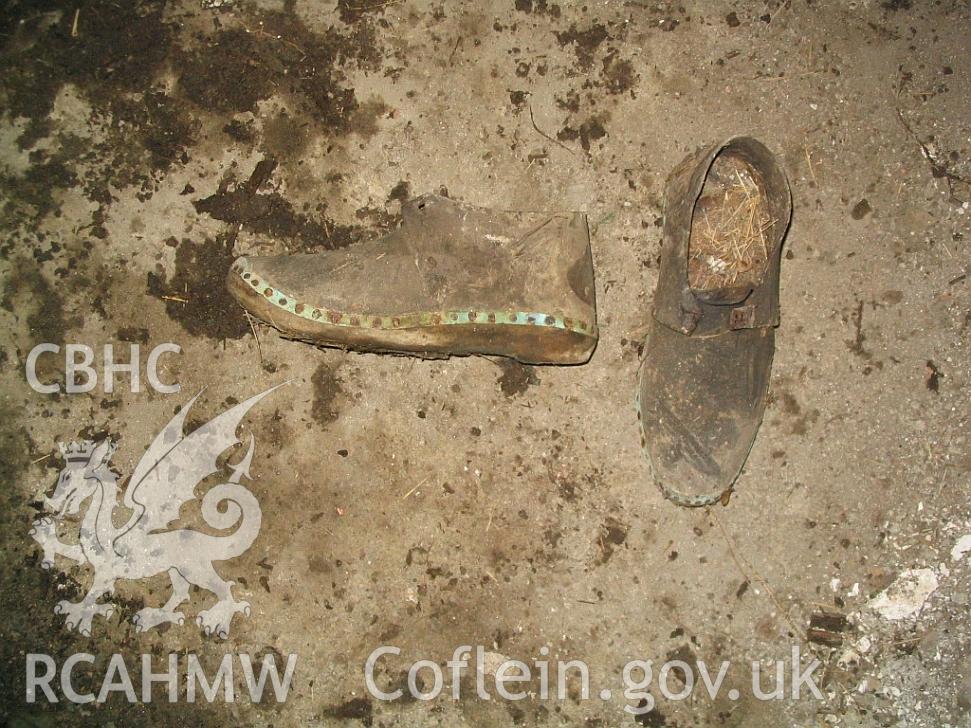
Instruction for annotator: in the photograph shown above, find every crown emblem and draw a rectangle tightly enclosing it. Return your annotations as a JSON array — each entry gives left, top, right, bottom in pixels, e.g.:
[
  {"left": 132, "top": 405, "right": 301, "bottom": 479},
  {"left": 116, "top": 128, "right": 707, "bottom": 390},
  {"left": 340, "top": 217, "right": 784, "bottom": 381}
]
[{"left": 58, "top": 441, "right": 96, "bottom": 464}]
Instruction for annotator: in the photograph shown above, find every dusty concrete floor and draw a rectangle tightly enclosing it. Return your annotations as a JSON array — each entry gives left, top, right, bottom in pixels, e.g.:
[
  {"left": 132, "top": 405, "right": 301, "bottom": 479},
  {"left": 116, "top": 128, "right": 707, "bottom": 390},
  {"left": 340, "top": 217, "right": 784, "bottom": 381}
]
[{"left": 1, "top": 0, "right": 969, "bottom": 726}]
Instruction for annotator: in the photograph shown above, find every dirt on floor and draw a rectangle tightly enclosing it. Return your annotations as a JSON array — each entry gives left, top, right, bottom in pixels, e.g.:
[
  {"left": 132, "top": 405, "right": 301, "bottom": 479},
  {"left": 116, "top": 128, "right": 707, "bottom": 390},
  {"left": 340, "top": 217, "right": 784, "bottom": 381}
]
[{"left": 0, "top": 1, "right": 969, "bottom": 727}]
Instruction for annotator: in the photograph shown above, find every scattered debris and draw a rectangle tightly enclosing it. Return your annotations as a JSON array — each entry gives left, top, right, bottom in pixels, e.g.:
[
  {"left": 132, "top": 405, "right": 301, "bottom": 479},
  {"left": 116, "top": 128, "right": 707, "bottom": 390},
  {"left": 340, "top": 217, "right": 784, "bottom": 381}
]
[
  {"left": 925, "top": 360, "right": 942, "bottom": 392},
  {"left": 951, "top": 535, "right": 971, "bottom": 562},
  {"left": 868, "top": 568, "right": 939, "bottom": 621},
  {"left": 497, "top": 359, "right": 539, "bottom": 397},
  {"left": 838, "top": 635, "right": 872, "bottom": 668},
  {"left": 807, "top": 608, "right": 850, "bottom": 647},
  {"left": 896, "top": 108, "right": 971, "bottom": 195},
  {"left": 479, "top": 651, "right": 511, "bottom": 677},
  {"left": 851, "top": 198, "right": 872, "bottom": 220}
]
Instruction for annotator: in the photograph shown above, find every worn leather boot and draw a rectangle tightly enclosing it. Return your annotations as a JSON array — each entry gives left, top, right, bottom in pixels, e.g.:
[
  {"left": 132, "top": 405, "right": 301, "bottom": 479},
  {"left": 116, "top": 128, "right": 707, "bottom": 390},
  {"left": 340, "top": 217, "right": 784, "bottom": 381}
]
[
  {"left": 637, "top": 137, "right": 792, "bottom": 507},
  {"left": 227, "top": 194, "right": 598, "bottom": 364}
]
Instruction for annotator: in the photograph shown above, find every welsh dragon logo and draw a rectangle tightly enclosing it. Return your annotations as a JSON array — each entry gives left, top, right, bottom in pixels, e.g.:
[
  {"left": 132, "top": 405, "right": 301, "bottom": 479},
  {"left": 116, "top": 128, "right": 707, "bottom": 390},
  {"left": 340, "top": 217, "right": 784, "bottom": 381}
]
[{"left": 29, "top": 385, "right": 283, "bottom": 639}]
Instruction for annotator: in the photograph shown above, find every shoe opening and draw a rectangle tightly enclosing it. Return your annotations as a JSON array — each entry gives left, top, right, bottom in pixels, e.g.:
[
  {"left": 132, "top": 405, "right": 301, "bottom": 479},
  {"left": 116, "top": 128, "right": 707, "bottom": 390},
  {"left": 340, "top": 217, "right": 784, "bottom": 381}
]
[{"left": 687, "top": 150, "right": 774, "bottom": 303}]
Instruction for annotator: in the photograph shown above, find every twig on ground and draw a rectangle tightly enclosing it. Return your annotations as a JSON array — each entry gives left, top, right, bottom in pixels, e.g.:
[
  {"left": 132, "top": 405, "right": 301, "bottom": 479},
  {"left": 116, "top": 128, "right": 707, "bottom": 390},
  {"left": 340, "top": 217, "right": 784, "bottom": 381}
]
[
  {"left": 244, "top": 310, "right": 264, "bottom": 366},
  {"left": 529, "top": 104, "right": 576, "bottom": 157},
  {"left": 448, "top": 36, "right": 463, "bottom": 66},
  {"left": 712, "top": 509, "right": 803, "bottom": 636},
  {"left": 896, "top": 108, "right": 971, "bottom": 195},
  {"left": 402, "top": 478, "right": 428, "bottom": 499},
  {"left": 804, "top": 145, "right": 817, "bottom": 185}
]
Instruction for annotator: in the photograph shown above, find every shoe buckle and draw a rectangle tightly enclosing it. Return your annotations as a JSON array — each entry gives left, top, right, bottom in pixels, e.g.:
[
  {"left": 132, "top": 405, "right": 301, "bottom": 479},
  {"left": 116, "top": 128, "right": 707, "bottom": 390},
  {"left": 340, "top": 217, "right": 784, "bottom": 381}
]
[{"left": 729, "top": 304, "right": 756, "bottom": 330}]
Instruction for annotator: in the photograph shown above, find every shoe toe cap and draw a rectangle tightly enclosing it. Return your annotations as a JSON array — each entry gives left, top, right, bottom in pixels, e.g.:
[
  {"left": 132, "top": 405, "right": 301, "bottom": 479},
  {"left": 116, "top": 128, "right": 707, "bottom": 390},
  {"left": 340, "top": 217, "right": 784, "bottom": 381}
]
[{"left": 638, "top": 320, "right": 774, "bottom": 506}]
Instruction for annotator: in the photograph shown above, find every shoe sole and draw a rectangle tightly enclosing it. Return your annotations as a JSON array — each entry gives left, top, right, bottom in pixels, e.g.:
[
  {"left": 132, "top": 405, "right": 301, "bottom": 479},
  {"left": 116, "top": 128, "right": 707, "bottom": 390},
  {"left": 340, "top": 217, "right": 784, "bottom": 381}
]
[{"left": 227, "top": 257, "right": 598, "bottom": 365}]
